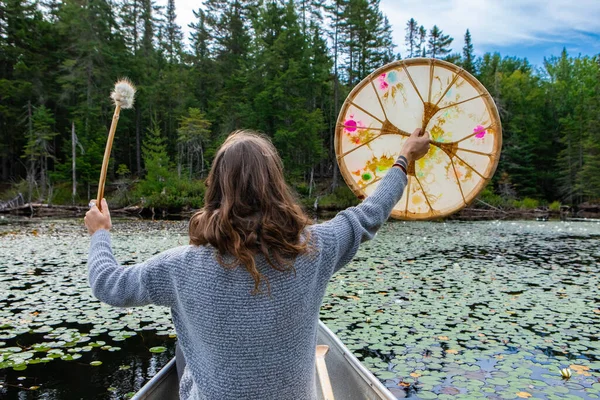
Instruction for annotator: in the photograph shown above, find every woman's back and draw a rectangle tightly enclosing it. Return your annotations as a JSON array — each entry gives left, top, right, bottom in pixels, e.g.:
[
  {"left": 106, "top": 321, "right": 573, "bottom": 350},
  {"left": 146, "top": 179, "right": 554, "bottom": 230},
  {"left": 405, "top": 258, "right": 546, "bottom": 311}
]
[
  {"left": 171, "top": 240, "right": 331, "bottom": 399},
  {"left": 86, "top": 129, "right": 429, "bottom": 399}
]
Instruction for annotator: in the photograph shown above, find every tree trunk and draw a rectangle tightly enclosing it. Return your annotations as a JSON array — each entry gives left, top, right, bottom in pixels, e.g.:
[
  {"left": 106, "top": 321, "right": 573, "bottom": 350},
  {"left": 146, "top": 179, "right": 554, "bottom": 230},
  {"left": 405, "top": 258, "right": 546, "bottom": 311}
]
[
  {"left": 40, "top": 155, "right": 47, "bottom": 201},
  {"left": 309, "top": 167, "right": 314, "bottom": 198},
  {"left": 72, "top": 122, "right": 77, "bottom": 204},
  {"left": 188, "top": 148, "right": 193, "bottom": 181},
  {"left": 331, "top": 3, "right": 340, "bottom": 191},
  {"left": 27, "top": 101, "right": 35, "bottom": 202},
  {"left": 177, "top": 143, "right": 182, "bottom": 179},
  {"left": 136, "top": 107, "right": 142, "bottom": 174},
  {"left": 200, "top": 145, "right": 204, "bottom": 178}
]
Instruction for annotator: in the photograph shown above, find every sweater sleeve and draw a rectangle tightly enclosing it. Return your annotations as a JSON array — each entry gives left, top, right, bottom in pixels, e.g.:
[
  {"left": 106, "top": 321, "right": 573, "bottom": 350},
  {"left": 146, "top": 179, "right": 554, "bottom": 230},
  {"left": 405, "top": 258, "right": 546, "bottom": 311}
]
[
  {"left": 314, "top": 167, "right": 408, "bottom": 274},
  {"left": 87, "top": 230, "right": 186, "bottom": 308}
]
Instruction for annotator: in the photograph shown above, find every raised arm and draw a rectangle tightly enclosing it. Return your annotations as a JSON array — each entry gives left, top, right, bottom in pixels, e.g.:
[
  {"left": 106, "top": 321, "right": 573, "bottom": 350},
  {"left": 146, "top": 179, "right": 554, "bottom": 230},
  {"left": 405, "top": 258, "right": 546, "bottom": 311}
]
[{"left": 315, "top": 128, "right": 430, "bottom": 273}]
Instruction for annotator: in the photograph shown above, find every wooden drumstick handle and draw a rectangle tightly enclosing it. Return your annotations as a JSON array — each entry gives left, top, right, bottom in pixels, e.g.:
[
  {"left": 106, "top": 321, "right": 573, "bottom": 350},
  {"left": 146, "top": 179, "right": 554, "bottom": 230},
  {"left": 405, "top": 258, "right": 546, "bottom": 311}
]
[{"left": 96, "top": 104, "right": 121, "bottom": 211}]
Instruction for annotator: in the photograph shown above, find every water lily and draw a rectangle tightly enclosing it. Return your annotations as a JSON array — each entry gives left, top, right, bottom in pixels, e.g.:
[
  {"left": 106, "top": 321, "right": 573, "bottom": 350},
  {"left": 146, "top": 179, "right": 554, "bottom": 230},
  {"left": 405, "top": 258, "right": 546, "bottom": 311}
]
[{"left": 560, "top": 368, "right": 572, "bottom": 379}]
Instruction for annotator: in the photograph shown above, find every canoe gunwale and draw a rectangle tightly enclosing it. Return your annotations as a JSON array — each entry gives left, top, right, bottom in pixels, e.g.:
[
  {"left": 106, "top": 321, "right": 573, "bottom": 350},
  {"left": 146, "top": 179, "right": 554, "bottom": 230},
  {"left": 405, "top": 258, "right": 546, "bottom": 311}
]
[
  {"left": 131, "top": 357, "right": 177, "bottom": 400},
  {"left": 317, "top": 320, "right": 396, "bottom": 400}
]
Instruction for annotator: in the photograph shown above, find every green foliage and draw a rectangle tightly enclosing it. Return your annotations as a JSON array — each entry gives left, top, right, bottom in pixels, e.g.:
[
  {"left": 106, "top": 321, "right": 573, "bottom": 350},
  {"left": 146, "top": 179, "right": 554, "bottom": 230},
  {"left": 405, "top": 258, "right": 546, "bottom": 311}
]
[
  {"left": 135, "top": 119, "right": 205, "bottom": 209},
  {"left": 142, "top": 178, "right": 205, "bottom": 209},
  {"left": 461, "top": 29, "right": 475, "bottom": 74},
  {"left": 177, "top": 108, "right": 211, "bottom": 179},
  {"left": 427, "top": 25, "right": 453, "bottom": 58},
  {"left": 317, "top": 185, "right": 359, "bottom": 209},
  {"left": 137, "top": 119, "right": 174, "bottom": 197},
  {"left": 549, "top": 201, "right": 561, "bottom": 212},
  {"left": 510, "top": 197, "right": 540, "bottom": 210},
  {"left": 48, "top": 182, "right": 75, "bottom": 205},
  {"left": 477, "top": 186, "right": 507, "bottom": 208},
  {"left": 116, "top": 164, "right": 131, "bottom": 178}
]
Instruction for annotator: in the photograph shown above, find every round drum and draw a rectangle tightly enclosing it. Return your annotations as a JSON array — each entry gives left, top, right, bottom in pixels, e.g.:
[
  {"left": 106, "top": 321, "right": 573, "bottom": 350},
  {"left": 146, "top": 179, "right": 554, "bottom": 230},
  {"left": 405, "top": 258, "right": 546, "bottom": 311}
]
[{"left": 335, "top": 58, "right": 502, "bottom": 220}]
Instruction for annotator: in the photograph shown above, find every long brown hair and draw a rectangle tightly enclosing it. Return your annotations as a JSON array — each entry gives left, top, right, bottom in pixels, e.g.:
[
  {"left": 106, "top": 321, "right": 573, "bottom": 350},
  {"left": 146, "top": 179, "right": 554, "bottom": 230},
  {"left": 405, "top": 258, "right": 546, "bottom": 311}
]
[{"left": 189, "top": 130, "right": 311, "bottom": 293}]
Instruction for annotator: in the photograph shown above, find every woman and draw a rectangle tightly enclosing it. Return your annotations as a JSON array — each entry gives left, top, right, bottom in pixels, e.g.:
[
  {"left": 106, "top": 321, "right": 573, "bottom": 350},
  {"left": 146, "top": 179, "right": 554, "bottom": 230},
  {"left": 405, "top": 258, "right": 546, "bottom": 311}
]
[{"left": 85, "top": 128, "right": 430, "bottom": 399}]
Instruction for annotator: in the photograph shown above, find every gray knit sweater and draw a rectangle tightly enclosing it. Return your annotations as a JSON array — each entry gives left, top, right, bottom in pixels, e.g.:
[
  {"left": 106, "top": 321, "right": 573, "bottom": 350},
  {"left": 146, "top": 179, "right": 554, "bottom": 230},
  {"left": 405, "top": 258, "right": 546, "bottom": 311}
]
[{"left": 88, "top": 167, "right": 407, "bottom": 399}]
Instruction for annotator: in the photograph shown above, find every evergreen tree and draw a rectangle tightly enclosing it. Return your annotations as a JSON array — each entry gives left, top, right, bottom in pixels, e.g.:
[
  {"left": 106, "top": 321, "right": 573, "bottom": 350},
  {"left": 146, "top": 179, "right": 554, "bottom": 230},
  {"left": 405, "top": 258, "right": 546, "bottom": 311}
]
[
  {"left": 0, "top": 0, "right": 60, "bottom": 181},
  {"left": 416, "top": 25, "right": 427, "bottom": 57},
  {"left": 339, "top": 0, "right": 395, "bottom": 85},
  {"left": 371, "top": 14, "right": 396, "bottom": 66},
  {"left": 177, "top": 108, "right": 211, "bottom": 179},
  {"left": 427, "top": 25, "right": 453, "bottom": 58},
  {"left": 188, "top": 8, "right": 215, "bottom": 112},
  {"left": 462, "top": 29, "right": 475, "bottom": 73},
  {"left": 138, "top": 118, "right": 173, "bottom": 197},
  {"left": 405, "top": 18, "right": 418, "bottom": 58},
  {"left": 247, "top": 0, "right": 325, "bottom": 176},
  {"left": 576, "top": 57, "right": 600, "bottom": 200},
  {"left": 22, "top": 105, "right": 58, "bottom": 200},
  {"left": 121, "top": 0, "right": 142, "bottom": 54},
  {"left": 204, "top": 0, "right": 255, "bottom": 133},
  {"left": 162, "top": 0, "right": 183, "bottom": 63}
]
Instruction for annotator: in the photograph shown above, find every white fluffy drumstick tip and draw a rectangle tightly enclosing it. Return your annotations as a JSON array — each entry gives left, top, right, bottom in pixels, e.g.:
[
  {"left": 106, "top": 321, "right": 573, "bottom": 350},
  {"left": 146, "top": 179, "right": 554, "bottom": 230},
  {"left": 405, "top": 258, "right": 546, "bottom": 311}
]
[{"left": 111, "top": 78, "right": 136, "bottom": 109}]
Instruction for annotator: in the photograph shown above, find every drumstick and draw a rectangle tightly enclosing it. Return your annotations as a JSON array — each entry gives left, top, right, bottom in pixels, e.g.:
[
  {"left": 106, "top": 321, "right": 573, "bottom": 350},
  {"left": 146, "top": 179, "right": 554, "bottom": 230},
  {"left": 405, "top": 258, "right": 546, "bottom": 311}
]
[{"left": 96, "top": 79, "right": 136, "bottom": 211}]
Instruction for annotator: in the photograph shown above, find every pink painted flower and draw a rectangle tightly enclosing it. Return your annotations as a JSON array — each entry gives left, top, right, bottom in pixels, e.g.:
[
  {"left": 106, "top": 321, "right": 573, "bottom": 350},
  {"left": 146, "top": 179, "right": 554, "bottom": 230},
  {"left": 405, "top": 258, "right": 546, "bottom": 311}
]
[
  {"left": 474, "top": 125, "right": 487, "bottom": 139},
  {"left": 378, "top": 74, "right": 389, "bottom": 91},
  {"left": 345, "top": 119, "right": 357, "bottom": 132}
]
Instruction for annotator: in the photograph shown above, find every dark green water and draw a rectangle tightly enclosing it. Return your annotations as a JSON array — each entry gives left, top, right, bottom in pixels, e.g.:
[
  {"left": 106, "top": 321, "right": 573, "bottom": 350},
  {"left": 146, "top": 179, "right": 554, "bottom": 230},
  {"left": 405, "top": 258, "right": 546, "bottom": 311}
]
[{"left": 1, "top": 218, "right": 599, "bottom": 399}]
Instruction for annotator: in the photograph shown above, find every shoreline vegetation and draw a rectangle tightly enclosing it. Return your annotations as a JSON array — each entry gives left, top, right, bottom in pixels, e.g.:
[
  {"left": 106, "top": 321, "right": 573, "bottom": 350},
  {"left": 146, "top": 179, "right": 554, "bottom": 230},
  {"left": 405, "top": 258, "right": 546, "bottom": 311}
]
[{"left": 2, "top": 180, "right": 599, "bottom": 220}]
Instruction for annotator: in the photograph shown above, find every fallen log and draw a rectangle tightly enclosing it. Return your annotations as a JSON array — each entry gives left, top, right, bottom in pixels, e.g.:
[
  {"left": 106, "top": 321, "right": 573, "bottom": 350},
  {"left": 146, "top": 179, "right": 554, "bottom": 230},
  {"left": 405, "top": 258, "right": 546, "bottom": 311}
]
[{"left": 0, "top": 203, "right": 139, "bottom": 217}]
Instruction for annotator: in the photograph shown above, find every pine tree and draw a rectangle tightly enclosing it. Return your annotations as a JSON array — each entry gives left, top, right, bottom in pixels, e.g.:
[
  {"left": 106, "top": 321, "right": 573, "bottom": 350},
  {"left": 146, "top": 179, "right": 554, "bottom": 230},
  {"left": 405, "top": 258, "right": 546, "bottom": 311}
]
[
  {"left": 462, "top": 29, "right": 475, "bottom": 73},
  {"left": 370, "top": 13, "right": 396, "bottom": 67},
  {"left": 416, "top": 25, "right": 427, "bottom": 57},
  {"left": 577, "top": 57, "right": 600, "bottom": 200},
  {"left": 204, "top": 0, "right": 255, "bottom": 133},
  {"left": 177, "top": 108, "right": 211, "bottom": 179},
  {"left": 405, "top": 18, "right": 419, "bottom": 58},
  {"left": 324, "top": 0, "right": 347, "bottom": 189},
  {"left": 162, "top": 0, "right": 183, "bottom": 63},
  {"left": 0, "top": 0, "right": 60, "bottom": 182},
  {"left": 247, "top": 0, "right": 325, "bottom": 176},
  {"left": 340, "top": 0, "right": 395, "bottom": 85},
  {"left": 121, "top": 0, "right": 142, "bottom": 54},
  {"left": 427, "top": 25, "right": 453, "bottom": 59},
  {"left": 138, "top": 118, "right": 173, "bottom": 197},
  {"left": 22, "top": 105, "right": 58, "bottom": 200},
  {"left": 189, "top": 8, "right": 215, "bottom": 112}
]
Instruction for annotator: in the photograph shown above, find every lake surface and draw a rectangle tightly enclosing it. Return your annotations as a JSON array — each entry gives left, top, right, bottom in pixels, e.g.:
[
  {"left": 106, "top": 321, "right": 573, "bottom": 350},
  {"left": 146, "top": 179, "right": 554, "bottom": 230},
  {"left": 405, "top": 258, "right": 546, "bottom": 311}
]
[{"left": 1, "top": 217, "right": 599, "bottom": 399}]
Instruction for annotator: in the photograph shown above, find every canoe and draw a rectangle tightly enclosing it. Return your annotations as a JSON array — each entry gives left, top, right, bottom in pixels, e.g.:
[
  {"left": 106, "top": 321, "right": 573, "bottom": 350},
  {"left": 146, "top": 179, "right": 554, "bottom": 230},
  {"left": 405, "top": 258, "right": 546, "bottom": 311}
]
[{"left": 132, "top": 320, "right": 396, "bottom": 400}]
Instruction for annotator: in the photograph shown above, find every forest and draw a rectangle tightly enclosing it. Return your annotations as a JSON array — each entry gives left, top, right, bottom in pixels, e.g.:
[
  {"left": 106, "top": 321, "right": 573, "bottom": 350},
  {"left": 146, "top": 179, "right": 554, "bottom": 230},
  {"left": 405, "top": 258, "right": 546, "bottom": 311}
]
[{"left": 1, "top": 0, "right": 599, "bottom": 211}]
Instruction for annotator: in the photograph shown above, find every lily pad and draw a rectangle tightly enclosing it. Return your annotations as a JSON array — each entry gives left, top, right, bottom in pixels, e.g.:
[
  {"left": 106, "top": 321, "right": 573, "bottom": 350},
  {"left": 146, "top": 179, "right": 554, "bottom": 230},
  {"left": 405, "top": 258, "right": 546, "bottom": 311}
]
[{"left": 149, "top": 346, "right": 167, "bottom": 354}]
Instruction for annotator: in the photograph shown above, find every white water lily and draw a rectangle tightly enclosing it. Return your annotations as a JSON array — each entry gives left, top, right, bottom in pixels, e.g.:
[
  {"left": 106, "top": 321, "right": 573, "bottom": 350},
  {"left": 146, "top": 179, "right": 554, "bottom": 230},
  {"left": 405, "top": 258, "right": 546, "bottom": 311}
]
[{"left": 560, "top": 368, "right": 572, "bottom": 379}]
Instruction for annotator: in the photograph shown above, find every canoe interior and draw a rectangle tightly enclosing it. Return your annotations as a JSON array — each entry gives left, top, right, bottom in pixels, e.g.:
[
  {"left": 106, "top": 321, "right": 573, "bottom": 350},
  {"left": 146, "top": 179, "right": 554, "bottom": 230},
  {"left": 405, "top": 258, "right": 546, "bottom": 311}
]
[{"left": 132, "top": 321, "right": 395, "bottom": 400}]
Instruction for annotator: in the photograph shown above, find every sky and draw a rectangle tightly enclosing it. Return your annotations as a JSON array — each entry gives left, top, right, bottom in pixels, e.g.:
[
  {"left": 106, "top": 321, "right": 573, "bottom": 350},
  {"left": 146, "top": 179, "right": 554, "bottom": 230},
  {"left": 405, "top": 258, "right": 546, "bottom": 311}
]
[{"left": 162, "top": 0, "right": 600, "bottom": 67}]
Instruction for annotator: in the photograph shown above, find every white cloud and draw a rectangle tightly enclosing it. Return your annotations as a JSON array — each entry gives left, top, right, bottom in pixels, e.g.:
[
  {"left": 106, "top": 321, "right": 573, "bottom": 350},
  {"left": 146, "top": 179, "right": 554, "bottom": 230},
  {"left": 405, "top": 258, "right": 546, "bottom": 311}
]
[{"left": 380, "top": 0, "right": 600, "bottom": 55}]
